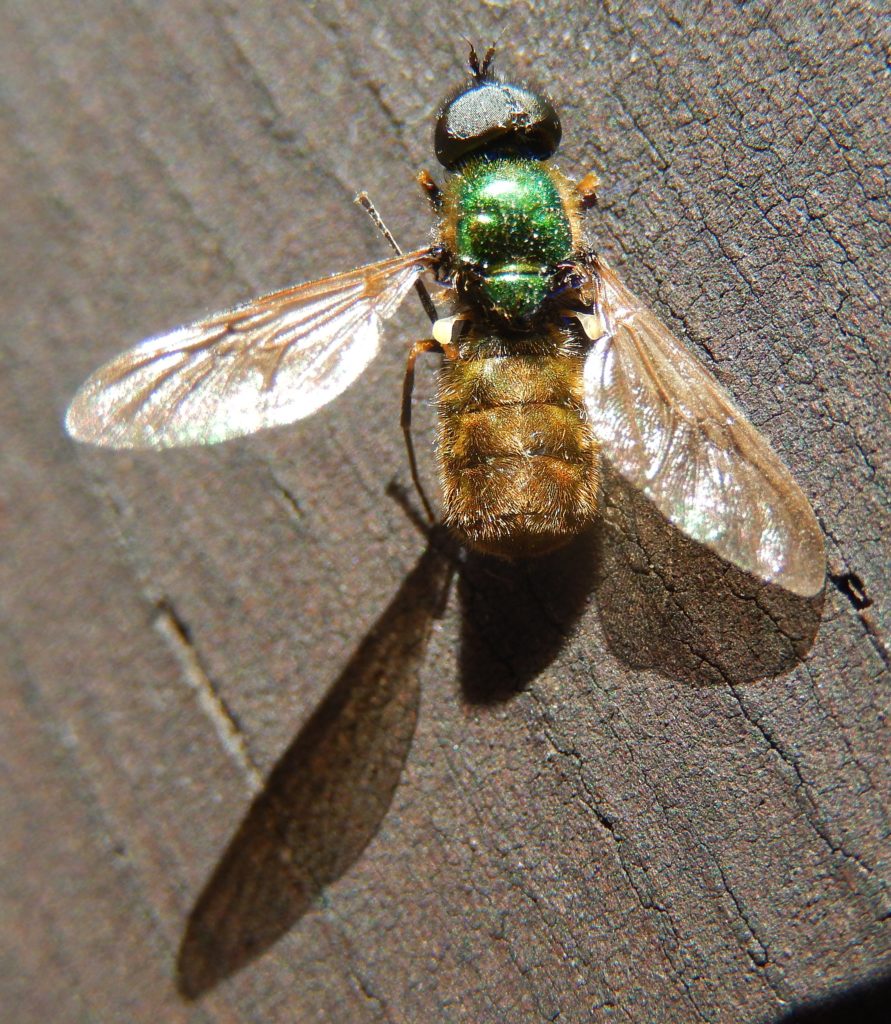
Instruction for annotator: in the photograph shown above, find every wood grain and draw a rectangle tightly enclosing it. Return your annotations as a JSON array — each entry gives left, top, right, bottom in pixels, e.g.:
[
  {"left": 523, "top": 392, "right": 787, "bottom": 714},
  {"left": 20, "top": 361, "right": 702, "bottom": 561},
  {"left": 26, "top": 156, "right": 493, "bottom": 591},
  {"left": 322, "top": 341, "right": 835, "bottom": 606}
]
[{"left": 1, "top": 2, "right": 888, "bottom": 1022}]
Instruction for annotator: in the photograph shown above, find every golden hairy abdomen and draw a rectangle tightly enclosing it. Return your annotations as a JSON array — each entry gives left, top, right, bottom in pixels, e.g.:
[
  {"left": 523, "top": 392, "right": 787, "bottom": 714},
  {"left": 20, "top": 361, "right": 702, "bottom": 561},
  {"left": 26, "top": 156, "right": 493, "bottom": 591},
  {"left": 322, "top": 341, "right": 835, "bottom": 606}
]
[{"left": 438, "top": 349, "right": 601, "bottom": 557}]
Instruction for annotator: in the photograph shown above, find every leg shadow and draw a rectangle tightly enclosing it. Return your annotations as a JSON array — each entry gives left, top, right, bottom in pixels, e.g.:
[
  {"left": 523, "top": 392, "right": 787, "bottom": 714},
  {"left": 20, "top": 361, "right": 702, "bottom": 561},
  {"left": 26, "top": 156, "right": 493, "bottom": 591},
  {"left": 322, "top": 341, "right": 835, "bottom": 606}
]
[
  {"left": 593, "top": 467, "right": 824, "bottom": 684},
  {"left": 177, "top": 536, "right": 454, "bottom": 999}
]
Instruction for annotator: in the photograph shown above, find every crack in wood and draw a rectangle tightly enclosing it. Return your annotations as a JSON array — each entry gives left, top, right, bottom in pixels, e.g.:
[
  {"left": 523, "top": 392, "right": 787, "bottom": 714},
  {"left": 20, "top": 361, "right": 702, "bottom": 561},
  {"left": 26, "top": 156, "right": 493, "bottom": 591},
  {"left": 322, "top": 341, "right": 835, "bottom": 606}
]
[{"left": 154, "top": 598, "right": 264, "bottom": 793}]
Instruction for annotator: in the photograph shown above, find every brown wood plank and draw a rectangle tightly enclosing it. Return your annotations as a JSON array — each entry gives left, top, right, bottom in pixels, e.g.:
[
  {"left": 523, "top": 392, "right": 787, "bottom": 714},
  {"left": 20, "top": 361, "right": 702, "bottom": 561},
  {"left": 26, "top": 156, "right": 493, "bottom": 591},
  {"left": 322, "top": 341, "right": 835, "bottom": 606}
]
[{"left": 2, "top": 2, "right": 888, "bottom": 1022}]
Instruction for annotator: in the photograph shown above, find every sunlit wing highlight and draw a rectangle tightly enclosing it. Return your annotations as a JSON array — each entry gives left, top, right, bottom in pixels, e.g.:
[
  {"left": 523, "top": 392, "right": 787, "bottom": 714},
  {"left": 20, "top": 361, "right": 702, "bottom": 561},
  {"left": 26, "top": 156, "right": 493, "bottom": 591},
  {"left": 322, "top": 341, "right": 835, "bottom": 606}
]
[
  {"left": 66, "top": 249, "right": 437, "bottom": 448},
  {"left": 580, "top": 258, "right": 825, "bottom": 597}
]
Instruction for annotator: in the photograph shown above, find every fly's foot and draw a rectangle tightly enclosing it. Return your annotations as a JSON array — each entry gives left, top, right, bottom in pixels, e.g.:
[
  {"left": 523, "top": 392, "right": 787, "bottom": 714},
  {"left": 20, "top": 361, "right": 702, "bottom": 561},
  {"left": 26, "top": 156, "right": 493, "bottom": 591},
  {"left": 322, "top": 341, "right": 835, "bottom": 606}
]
[
  {"left": 418, "top": 169, "right": 443, "bottom": 210},
  {"left": 576, "top": 171, "right": 600, "bottom": 209}
]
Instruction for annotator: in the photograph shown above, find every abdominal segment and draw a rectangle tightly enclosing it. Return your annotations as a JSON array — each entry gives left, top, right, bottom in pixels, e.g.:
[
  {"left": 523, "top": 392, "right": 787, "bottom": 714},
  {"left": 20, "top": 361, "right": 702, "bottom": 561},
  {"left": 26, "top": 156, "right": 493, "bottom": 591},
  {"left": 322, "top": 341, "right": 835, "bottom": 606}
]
[{"left": 438, "top": 352, "right": 601, "bottom": 557}]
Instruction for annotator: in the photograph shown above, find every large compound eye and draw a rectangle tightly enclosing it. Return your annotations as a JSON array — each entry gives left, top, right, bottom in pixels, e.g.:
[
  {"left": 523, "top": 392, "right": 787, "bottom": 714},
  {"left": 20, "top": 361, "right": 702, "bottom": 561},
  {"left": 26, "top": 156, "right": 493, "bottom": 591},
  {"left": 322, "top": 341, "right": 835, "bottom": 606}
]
[{"left": 435, "top": 80, "right": 561, "bottom": 169}]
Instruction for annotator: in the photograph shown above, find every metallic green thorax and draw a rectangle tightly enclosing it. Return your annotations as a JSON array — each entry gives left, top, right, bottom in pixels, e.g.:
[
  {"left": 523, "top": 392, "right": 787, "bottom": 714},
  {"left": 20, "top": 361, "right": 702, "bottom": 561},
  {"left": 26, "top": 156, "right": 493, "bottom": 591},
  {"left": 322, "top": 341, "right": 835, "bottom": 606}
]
[{"left": 450, "top": 158, "right": 573, "bottom": 321}]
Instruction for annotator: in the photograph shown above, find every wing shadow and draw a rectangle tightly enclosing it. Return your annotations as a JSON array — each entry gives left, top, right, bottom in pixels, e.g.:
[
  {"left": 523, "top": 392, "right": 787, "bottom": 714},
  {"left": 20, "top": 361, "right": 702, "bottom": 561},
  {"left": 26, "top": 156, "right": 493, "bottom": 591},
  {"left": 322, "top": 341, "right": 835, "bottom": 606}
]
[
  {"left": 593, "top": 466, "right": 824, "bottom": 684},
  {"left": 176, "top": 536, "right": 454, "bottom": 999},
  {"left": 454, "top": 464, "right": 822, "bottom": 701}
]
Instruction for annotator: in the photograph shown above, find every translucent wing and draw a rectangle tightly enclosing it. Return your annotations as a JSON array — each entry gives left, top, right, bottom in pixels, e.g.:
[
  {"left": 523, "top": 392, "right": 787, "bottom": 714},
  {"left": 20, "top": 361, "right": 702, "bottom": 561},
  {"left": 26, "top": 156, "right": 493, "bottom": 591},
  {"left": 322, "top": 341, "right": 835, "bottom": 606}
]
[
  {"left": 66, "top": 249, "right": 437, "bottom": 448},
  {"left": 579, "top": 258, "right": 825, "bottom": 597}
]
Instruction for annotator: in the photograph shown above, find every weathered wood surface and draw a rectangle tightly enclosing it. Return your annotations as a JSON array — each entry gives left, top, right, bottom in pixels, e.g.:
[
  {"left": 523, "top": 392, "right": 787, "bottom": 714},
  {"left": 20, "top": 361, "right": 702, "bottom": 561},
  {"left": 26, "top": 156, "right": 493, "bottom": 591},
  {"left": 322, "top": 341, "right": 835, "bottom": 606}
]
[{"left": 1, "top": 2, "right": 888, "bottom": 1021}]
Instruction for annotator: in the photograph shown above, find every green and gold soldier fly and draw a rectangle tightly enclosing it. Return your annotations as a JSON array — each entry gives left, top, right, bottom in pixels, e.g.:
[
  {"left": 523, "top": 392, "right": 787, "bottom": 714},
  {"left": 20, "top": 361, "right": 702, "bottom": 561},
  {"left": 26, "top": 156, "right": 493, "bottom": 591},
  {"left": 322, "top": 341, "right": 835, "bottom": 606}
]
[
  {"left": 416, "top": 45, "right": 603, "bottom": 556},
  {"left": 67, "top": 46, "right": 825, "bottom": 597}
]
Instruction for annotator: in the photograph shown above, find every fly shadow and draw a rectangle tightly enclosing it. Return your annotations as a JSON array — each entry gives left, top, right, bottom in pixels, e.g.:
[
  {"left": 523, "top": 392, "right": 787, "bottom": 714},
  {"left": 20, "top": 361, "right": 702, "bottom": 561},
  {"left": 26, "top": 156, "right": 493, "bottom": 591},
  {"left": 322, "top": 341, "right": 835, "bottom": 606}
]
[
  {"left": 177, "top": 476, "right": 823, "bottom": 997},
  {"left": 175, "top": 524, "right": 600, "bottom": 998}
]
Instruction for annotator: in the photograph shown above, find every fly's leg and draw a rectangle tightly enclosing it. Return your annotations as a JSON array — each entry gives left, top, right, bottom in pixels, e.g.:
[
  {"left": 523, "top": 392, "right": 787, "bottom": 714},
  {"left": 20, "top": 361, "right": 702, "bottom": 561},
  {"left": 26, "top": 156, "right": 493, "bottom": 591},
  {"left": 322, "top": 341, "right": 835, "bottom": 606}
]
[
  {"left": 401, "top": 339, "right": 448, "bottom": 524},
  {"left": 417, "top": 170, "right": 443, "bottom": 211},
  {"left": 356, "top": 192, "right": 449, "bottom": 521},
  {"left": 402, "top": 338, "right": 460, "bottom": 524},
  {"left": 555, "top": 171, "right": 600, "bottom": 297},
  {"left": 575, "top": 171, "right": 601, "bottom": 209},
  {"left": 552, "top": 244, "right": 602, "bottom": 307},
  {"left": 355, "top": 192, "right": 439, "bottom": 324}
]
